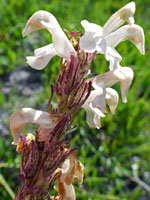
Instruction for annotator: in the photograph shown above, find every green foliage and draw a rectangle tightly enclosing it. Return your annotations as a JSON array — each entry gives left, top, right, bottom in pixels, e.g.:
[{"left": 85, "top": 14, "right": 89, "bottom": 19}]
[{"left": 0, "top": 0, "right": 150, "bottom": 199}]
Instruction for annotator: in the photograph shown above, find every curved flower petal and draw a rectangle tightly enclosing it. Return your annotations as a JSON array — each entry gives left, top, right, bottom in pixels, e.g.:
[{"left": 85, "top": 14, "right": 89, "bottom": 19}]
[
  {"left": 106, "top": 88, "right": 119, "bottom": 114},
  {"left": 60, "top": 158, "right": 72, "bottom": 183},
  {"left": 105, "top": 47, "right": 122, "bottom": 70},
  {"left": 54, "top": 180, "right": 75, "bottom": 200},
  {"left": 54, "top": 153, "right": 84, "bottom": 200},
  {"left": 86, "top": 109, "right": 102, "bottom": 129},
  {"left": 60, "top": 153, "right": 84, "bottom": 185},
  {"left": 115, "top": 67, "right": 134, "bottom": 103},
  {"left": 10, "top": 108, "right": 61, "bottom": 145},
  {"left": 90, "top": 82, "right": 107, "bottom": 114},
  {"left": 82, "top": 89, "right": 106, "bottom": 129},
  {"left": 73, "top": 160, "right": 84, "bottom": 184},
  {"left": 22, "top": 10, "right": 76, "bottom": 62},
  {"left": 91, "top": 67, "right": 134, "bottom": 103},
  {"left": 103, "top": 2, "right": 135, "bottom": 35},
  {"left": 26, "top": 44, "right": 57, "bottom": 70},
  {"left": 105, "top": 24, "right": 145, "bottom": 54},
  {"left": 79, "top": 20, "right": 106, "bottom": 53},
  {"left": 89, "top": 102, "right": 105, "bottom": 117}
]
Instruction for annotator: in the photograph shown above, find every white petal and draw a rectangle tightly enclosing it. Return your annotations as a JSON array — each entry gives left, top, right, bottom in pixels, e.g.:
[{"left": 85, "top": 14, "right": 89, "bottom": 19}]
[
  {"left": 103, "top": 2, "right": 135, "bottom": 35},
  {"left": 22, "top": 11, "right": 76, "bottom": 60},
  {"left": 114, "top": 67, "right": 134, "bottom": 103},
  {"left": 10, "top": 108, "right": 60, "bottom": 145},
  {"left": 82, "top": 89, "right": 103, "bottom": 109},
  {"left": 105, "top": 24, "right": 145, "bottom": 54},
  {"left": 26, "top": 44, "right": 57, "bottom": 70},
  {"left": 86, "top": 109, "right": 101, "bottom": 129},
  {"left": 34, "top": 44, "right": 54, "bottom": 56},
  {"left": 105, "top": 47, "right": 122, "bottom": 70},
  {"left": 81, "top": 20, "right": 103, "bottom": 34},
  {"left": 92, "top": 83, "right": 107, "bottom": 114},
  {"left": 90, "top": 67, "right": 134, "bottom": 103},
  {"left": 79, "top": 20, "right": 104, "bottom": 53},
  {"left": 106, "top": 88, "right": 119, "bottom": 114},
  {"left": 89, "top": 103, "right": 105, "bottom": 117}
]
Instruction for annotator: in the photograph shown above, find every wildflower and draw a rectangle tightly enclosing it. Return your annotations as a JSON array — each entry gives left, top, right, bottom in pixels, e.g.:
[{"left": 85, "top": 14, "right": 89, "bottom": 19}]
[
  {"left": 22, "top": 11, "right": 76, "bottom": 70},
  {"left": 10, "top": 108, "right": 62, "bottom": 145},
  {"left": 82, "top": 87, "right": 119, "bottom": 129},
  {"left": 10, "top": 2, "right": 145, "bottom": 199},
  {"left": 79, "top": 2, "right": 145, "bottom": 70},
  {"left": 82, "top": 87, "right": 106, "bottom": 129},
  {"left": 91, "top": 67, "right": 134, "bottom": 103},
  {"left": 53, "top": 152, "right": 84, "bottom": 200},
  {"left": 82, "top": 67, "right": 133, "bottom": 128}
]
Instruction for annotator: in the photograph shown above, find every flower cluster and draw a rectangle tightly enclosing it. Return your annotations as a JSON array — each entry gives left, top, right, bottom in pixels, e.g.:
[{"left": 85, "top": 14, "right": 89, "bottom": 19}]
[{"left": 10, "top": 2, "right": 145, "bottom": 199}]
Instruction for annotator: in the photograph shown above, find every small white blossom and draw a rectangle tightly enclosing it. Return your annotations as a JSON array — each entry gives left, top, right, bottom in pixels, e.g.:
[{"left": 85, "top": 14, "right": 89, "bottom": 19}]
[
  {"left": 91, "top": 67, "right": 134, "bottom": 103},
  {"left": 83, "top": 67, "right": 133, "bottom": 129},
  {"left": 79, "top": 2, "right": 145, "bottom": 70},
  {"left": 82, "top": 87, "right": 106, "bottom": 129},
  {"left": 22, "top": 11, "right": 76, "bottom": 70}
]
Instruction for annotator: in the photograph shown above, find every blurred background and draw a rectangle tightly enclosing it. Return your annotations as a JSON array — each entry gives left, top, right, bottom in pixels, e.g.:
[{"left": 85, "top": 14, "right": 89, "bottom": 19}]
[{"left": 0, "top": 0, "right": 150, "bottom": 199}]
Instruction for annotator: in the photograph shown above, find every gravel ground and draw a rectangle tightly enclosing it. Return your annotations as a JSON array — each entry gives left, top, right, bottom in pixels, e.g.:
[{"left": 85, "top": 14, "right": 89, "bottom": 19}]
[{"left": 0, "top": 67, "right": 46, "bottom": 143}]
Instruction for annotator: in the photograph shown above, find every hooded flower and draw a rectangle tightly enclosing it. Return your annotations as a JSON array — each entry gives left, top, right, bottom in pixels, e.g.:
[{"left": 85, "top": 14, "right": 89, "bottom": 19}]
[
  {"left": 79, "top": 2, "right": 145, "bottom": 70},
  {"left": 82, "top": 67, "right": 133, "bottom": 129},
  {"left": 10, "top": 108, "right": 62, "bottom": 145},
  {"left": 91, "top": 67, "right": 134, "bottom": 103},
  {"left": 82, "top": 86, "right": 119, "bottom": 129},
  {"left": 53, "top": 153, "right": 84, "bottom": 200},
  {"left": 22, "top": 11, "right": 76, "bottom": 70},
  {"left": 82, "top": 85, "right": 106, "bottom": 129}
]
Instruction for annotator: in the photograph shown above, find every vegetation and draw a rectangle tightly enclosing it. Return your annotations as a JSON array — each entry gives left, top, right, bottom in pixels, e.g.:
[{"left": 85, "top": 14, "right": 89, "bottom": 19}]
[{"left": 0, "top": 0, "right": 150, "bottom": 199}]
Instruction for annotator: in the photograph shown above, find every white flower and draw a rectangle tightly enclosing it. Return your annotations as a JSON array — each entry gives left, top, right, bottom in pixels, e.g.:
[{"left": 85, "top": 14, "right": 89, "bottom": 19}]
[
  {"left": 22, "top": 11, "right": 76, "bottom": 70},
  {"left": 82, "top": 83, "right": 119, "bottom": 129},
  {"left": 79, "top": 2, "right": 145, "bottom": 70},
  {"left": 82, "top": 67, "right": 133, "bottom": 129},
  {"left": 10, "top": 108, "right": 61, "bottom": 145},
  {"left": 91, "top": 67, "right": 134, "bottom": 103},
  {"left": 82, "top": 84, "right": 106, "bottom": 129}
]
